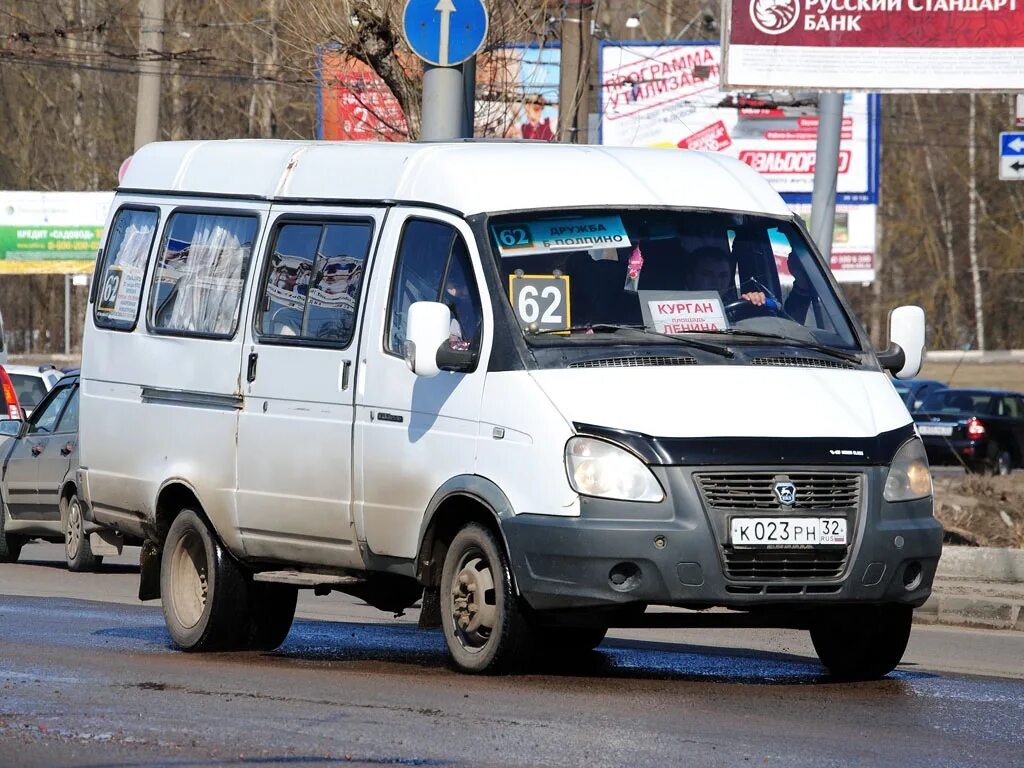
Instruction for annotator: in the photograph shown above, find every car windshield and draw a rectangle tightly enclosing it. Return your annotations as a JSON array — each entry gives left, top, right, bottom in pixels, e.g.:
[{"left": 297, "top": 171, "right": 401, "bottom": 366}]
[
  {"left": 920, "top": 390, "right": 997, "bottom": 414},
  {"left": 9, "top": 374, "right": 48, "bottom": 408},
  {"left": 486, "top": 209, "right": 859, "bottom": 350}
]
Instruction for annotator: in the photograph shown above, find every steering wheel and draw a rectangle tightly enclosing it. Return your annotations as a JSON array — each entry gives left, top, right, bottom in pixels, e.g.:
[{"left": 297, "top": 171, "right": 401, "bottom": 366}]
[{"left": 724, "top": 298, "right": 786, "bottom": 323}]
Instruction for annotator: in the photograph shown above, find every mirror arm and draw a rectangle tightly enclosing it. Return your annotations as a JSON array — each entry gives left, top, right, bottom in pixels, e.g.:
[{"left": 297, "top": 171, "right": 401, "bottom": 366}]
[{"left": 877, "top": 342, "right": 905, "bottom": 375}]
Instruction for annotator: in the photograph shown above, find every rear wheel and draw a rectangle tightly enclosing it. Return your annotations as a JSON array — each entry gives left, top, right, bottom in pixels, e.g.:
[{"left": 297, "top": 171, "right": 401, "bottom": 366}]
[
  {"left": 810, "top": 604, "right": 913, "bottom": 680},
  {"left": 986, "top": 444, "right": 1013, "bottom": 476},
  {"left": 440, "top": 523, "right": 534, "bottom": 674},
  {"left": 160, "top": 509, "right": 249, "bottom": 651},
  {"left": 245, "top": 581, "right": 297, "bottom": 651},
  {"left": 64, "top": 495, "right": 101, "bottom": 572},
  {"left": 0, "top": 505, "right": 24, "bottom": 563}
]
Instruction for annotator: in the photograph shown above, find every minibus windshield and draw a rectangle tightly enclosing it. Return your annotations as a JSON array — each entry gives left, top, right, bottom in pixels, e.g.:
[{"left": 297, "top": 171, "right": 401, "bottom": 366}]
[{"left": 486, "top": 209, "right": 860, "bottom": 352}]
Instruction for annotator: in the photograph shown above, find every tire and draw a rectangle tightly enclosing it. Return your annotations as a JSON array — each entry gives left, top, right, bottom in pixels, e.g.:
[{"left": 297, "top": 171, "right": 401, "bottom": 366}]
[
  {"left": 987, "top": 444, "right": 1012, "bottom": 476},
  {"left": 245, "top": 581, "right": 297, "bottom": 651},
  {"left": 64, "top": 495, "right": 101, "bottom": 572},
  {"left": 559, "top": 626, "right": 608, "bottom": 652},
  {"left": 810, "top": 604, "right": 913, "bottom": 680},
  {"left": 160, "top": 509, "right": 250, "bottom": 652},
  {"left": 440, "top": 523, "right": 534, "bottom": 674},
  {"left": 0, "top": 504, "right": 24, "bottom": 563}
]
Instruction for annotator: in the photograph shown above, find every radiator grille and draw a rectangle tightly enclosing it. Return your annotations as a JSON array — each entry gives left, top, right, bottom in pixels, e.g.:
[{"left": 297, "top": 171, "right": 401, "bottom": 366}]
[
  {"left": 695, "top": 472, "right": 861, "bottom": 511},
  {"left": 723, "top": 548, "right": 849, "bottom": 580}
]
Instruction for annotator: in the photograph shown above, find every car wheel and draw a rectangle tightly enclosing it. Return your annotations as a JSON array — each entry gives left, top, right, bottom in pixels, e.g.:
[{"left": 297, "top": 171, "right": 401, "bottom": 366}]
[
  {"left": 440, "top": 523, "right": 534, "bottom": 674},
  {"left": 245, "top": 580, "right": 297, "bottom": 651},
  {"left": 0, "top": 504, "right": 24, "bottom": 563},
  {"left": 993, "top": 447, "right": 1013, "bottom": 476},
  {"left": 809, "top": 604, "right": 913, "bottom": 680},
  {"left": 64, "top": 495, "right": 101, "bottom": 572},
  {"left": 160, "top": 509, "right": 250, "bottom": 651},
  {"left": 559, "top": 626, "right": 608, "bottom": 652}
]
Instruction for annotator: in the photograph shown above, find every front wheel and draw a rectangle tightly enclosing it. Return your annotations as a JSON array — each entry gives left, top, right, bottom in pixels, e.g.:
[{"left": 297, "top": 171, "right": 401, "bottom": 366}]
[
  {"left": 809, "top": 604, "right": 913, "bottom": 680},
  {"left": 64, "top": 495, "right": 101, "bottom": 572},
  {"left": 160, "top": 509, "right": 249, "bottom": 651},
  {"left": 440, "top": 523, "right": 534, "bottom": 674}
]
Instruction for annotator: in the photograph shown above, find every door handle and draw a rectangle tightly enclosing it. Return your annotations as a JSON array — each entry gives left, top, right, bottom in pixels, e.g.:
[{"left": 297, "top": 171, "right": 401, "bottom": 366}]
[
  {"left": 31, "top": 444, "right": 43, "bottom": 457},
  {"left": 61, "top": 442, "right": 75, "bottom": 456},
  {"left": 340, "top": 360, "right": 352, "bottom": 391},
  {"left": 247, "top": 352, "right": 258, "bottom": 383}
]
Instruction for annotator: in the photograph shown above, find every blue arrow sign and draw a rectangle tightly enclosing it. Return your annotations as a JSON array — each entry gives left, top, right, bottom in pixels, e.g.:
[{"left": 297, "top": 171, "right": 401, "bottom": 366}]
[
  {"left": 403, "top": 0, "right": 488, "bottom": 68},
  {"left": 1000, "top": 132, "right": 1024, "bottom": 155}
]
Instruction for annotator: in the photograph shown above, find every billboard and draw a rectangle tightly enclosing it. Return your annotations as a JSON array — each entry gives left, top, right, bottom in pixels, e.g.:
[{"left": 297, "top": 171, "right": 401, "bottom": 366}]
[
  {"left": 0, "top": 191, "right": 113, "bottom": 274},
  {"left": 724, "top": 0, "right": 1024, "bottom": 91},
  {"left": 317, "top": 46, "right": 560, "bottom": 141}
]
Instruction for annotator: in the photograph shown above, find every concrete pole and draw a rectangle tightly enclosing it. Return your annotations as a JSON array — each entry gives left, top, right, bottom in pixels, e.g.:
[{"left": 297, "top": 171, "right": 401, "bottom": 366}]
[
  {"left": 809, "top": 92, "right": 845, "bottom": 263},
  {"left": 421, "top": 65, "right": 464, "bottom": 141},
  {"left": 558, "top": 1, "right": 594, "bottom": 144},
  {"left": 134, "top": 0, "right": 165, "bottom": 150},
  {"left": 63, "top": 274, "right": 71, "bottom": 356}
]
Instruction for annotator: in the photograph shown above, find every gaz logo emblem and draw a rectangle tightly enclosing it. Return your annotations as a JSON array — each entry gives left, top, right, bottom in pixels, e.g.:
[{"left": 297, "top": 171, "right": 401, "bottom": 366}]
[{"left": 774, "top": 481, "right": 797, "bottom": 507}]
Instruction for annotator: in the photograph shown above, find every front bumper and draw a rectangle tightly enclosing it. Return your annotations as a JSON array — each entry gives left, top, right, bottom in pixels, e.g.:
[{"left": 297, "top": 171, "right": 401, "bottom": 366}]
[{"left": 501, "top": 465, "right": 942, "bottom": 613}]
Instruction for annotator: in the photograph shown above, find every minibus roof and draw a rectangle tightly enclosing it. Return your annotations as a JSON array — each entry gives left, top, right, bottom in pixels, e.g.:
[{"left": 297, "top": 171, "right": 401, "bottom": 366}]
[{"left": 119, "top": 139, "right": 792, "bottom": 218}]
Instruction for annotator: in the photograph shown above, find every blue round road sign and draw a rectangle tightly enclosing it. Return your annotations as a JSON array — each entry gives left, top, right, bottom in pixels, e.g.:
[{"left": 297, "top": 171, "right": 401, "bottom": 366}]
[{"left": 402, "top": 0, "right": 488, "bottom": 68}]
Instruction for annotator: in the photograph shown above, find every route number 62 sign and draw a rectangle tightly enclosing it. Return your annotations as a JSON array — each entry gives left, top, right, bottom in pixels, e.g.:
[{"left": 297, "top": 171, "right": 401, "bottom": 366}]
[{"left": 507, "top": 274, "right": 571, "bottom": 334}]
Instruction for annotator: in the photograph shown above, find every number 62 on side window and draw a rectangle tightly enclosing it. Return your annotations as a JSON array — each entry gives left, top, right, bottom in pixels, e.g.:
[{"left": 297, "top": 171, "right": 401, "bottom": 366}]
[{"left": 507, "top": 274, "right": 571, "bottom": 334}]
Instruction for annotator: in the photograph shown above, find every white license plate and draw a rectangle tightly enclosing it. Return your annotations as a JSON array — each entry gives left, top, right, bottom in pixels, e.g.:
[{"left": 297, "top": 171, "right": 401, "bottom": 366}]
[
  {"left": 730, "top": 517, "right": 847, "bottom": 546},
  {"left": 918, "top": 424, "right": 953, "bottom": 437}
]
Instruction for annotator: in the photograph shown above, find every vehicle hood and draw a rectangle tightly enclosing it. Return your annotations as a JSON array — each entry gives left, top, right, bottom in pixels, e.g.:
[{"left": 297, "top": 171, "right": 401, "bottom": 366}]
[{"left": 529, "top": 366, "right": 911, "bottom": 439}]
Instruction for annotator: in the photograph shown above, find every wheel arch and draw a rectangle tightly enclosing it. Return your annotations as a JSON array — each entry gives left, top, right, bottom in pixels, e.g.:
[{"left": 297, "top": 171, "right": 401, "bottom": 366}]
[{"left": 415, "top": 475, "right": 517, "bottom": 592}]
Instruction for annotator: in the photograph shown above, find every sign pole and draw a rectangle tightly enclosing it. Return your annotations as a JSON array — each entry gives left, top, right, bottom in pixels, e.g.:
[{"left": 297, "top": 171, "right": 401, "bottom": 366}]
[
  {"left": 809, "top": 92, "right": 845, "bottom": 263},
  {"left": 421, "top": 65, "right": 465, "bottom": 140}
]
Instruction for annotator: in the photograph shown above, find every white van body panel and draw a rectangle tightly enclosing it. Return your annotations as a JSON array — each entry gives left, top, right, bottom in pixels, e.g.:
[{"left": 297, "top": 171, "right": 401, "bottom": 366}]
[
  {"left": 528, "top": 367, "right": 913, "bottom": 440},
  {"left": 120, "top": 140, "right": 791, "bottom": 219},
  {"left": 476, "top": 372, "right": 581, "bottom": 518},
  {"left": 353, "top": 210, "right": 494, "bottom": 560},
  {"left": 233, "top": 204, "right": 386, "bottom": 569},
  {"left": 81, "top": 197, "right": 270, "bottom": 549}
]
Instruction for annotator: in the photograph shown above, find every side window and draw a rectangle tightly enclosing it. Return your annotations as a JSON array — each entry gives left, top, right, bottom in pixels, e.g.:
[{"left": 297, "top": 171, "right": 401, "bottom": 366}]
[
  {"left": 148, "top": 212, "right": 258, "bottom": 337},
  {"left": 56, "top": 387, "right": 79, "bottom": 434},
  {"left": 1001, "top": 397, "right": 1019, "bottom": 418},
  {"left": 386, "top": 219, "right": 482, "bottom": 356},
  {"left": 257, "top": 220, "right": 372, "bottom": 345},
  {"left": 29, "top": 385, "right": 73, "bottom": 435},
  {"left": 94, "top": 208, "right": 158, "bottom": 330}
]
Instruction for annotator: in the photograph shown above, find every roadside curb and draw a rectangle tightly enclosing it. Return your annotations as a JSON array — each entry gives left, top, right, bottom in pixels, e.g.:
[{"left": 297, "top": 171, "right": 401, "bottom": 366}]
[
  {"left": 937, "top": 546, "right": 1024, "bottom": 583},
  {"left": 915, "top": 546, "right": 1024, "bottom": 631},
  {"left": 916, "top": 591, "right": 1024, "bottom": 632}
]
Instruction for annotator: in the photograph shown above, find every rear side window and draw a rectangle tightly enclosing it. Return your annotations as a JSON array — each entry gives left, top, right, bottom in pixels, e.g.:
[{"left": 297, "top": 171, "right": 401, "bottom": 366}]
[
  {"left": 94, "top": 208, "right": 158, "bottom": 330},
  {"left": 57, "top": 387, "right": 79, "bottom": 434},
  {"left": 8, "top": 374, "right": 48, "bottom": 409},
  {"left": 257, "top": 220, "right": 372, "bottom": 346},
  {"left": 148, "top": 212, "right": 258, "bottom": 338}
]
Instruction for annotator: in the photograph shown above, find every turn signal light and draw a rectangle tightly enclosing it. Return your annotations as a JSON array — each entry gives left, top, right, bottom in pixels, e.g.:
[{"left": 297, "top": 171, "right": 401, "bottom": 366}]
[{"left": 966, "top": 417, "right": 986, "bottom": 439}]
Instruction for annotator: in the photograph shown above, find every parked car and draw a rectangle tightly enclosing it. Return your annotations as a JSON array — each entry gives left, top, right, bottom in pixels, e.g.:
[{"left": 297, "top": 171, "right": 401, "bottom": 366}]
[
  {"left": 3, "top": 364, "right": 62, "bottom": 417},
  {"left": 0, "top": 373, "right": 121, "bottom": 570},
  {"left": 914, "top": 388, "right": 1024, "bottom": 474},
  {"left": 892, "top": 378, "right": 947, "bottom": 412},
  {"left": 0, "top": 365, "right": 23, "bottom": 421}
]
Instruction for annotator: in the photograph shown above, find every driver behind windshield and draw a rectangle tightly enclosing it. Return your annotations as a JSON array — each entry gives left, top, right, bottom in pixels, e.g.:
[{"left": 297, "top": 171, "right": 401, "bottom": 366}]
[{"left": 686, "top": 246, "right": 767, "bottom": 307}]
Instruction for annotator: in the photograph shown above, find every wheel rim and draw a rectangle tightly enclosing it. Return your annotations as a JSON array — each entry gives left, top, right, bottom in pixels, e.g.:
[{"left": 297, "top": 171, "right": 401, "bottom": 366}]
[
  {"left": 65, "top": 501, "right": 82, "bottom": 560},
  {"left": 169, "top": 529, "right": 208, "bottom": 630},
  {"left": 449, "top": 548, "right": 498, "bottom": 653}
]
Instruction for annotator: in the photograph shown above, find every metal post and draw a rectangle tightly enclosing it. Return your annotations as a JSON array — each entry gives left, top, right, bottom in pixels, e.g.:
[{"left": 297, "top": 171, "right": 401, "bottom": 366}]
[
  {"left": 63, "top": 274, "right": 71, "bottom": 356},
  {"left": 461, "top": 57, "right": 476, "bottom": 139},
  {"left": 134, "top": 0, "right": 165, "bottom": 150},
  {"left": 809, "top": 92, "right": 845, "bottom": 262},
  {"left": 421, "top": 65, "right": 465, "bottom": 141}
]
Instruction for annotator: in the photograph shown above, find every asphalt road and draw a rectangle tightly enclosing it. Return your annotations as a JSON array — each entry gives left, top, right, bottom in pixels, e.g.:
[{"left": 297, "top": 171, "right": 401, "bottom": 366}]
[{"left": 2, "top": 543, "right": 1024, "bottom": 768}]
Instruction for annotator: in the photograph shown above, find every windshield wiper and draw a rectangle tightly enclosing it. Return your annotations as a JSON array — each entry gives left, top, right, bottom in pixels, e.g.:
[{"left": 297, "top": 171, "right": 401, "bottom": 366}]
[
  {"left": 529, "top": 323, "right": 734, "bottom": 358},
  {"left": 703, "top": 329, "right": 863, "bottom": 365}
]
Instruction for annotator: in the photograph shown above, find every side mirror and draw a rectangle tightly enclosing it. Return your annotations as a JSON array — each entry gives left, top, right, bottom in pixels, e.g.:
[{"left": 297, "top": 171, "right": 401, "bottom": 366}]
[
  {"left": 0, "top": 418, "right": 24, "bottom": 438},
  {"left": 878, "top": 305, "right": 925, "bottom": 380},
  {"left": 403, "top": 301, "right": 451, "bottom": 377}
]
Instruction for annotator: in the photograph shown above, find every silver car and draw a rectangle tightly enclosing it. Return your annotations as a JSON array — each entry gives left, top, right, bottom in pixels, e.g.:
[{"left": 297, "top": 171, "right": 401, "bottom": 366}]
[{"left": 4, "top": 364, "right": 63, "bottom": 417}]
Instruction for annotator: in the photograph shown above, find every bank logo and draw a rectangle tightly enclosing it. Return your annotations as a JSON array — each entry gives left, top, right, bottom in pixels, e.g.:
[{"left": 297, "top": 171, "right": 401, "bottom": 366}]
[
  {"left": 750, "top": 0, "right": 800, "bottom": 35},
  {"left": 774, "top": 481, "right": 797, "bottom": 507}
]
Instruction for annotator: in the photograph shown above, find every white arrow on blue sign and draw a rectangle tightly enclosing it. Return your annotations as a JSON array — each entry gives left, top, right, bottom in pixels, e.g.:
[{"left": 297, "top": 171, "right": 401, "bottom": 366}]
[
  {"left": 999, "top": 132, "right": 1024, "bottom": 180},
  {"left": 402, "top": 0, "right": 488, "bottom": 68}
]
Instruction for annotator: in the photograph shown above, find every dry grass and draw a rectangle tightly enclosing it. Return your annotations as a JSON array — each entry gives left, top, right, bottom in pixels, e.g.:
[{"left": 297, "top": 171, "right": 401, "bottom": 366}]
[
  {"left": 934, "top": 474, "right": 1024, "bottom": 548},
  {"left": 919, "top": 361, "right": 1024, "bottom": 391}
]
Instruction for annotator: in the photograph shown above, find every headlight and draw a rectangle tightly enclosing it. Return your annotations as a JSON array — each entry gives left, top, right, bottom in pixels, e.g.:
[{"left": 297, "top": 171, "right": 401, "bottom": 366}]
[
  {"left": 564, "top": 437, "right": 664, "bottom": 503},
  {"left": 884, "top": 438, "right": 933, "bottom": 502}
]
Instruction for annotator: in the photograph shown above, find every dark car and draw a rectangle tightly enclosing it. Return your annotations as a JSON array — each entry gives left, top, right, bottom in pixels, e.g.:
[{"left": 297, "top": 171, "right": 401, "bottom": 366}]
[
  {"left": 892, "top": 378, "right": 948, "bottom": 412},
  {"left": 914, "top": 388, "right": 1024, "bottom": 474}
]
